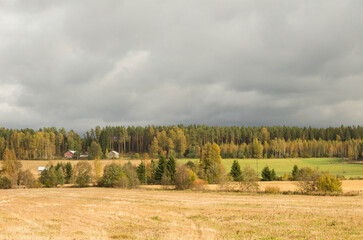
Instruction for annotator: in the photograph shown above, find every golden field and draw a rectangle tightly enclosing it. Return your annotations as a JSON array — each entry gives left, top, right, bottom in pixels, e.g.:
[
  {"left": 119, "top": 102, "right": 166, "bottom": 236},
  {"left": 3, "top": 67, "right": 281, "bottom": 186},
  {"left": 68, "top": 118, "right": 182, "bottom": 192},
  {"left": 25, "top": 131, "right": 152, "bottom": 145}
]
[
  {"left": 19, "top": 160, "right": 363, "bottom": 193},
  {"left": 0, "top": 188, "right": 362, "bottom": 240}
]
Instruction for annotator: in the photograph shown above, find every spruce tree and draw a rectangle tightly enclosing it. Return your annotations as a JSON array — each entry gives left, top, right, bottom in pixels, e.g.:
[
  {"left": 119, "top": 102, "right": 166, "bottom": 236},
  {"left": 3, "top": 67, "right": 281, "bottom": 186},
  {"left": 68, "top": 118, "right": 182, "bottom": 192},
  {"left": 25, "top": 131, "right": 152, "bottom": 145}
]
[
  {"left": 65, "top": 162, "right": 73, "bottom": 183},
  {"left": 230, "top": 160, "right": 242, "bottom": 181},
  {"left": 291, "top": 165, "right": 299, "bottom": 180},
  {"left": 154, "top": 155, "right": 166, "bottom": 182},
  {"left": 261, "top": 166, "right": 271, "bottom": 181},
  {"left": 137, "top": 162, "right": 147, "bottom": 184},
  {"left": 166, "top": 156, "right": 176, "bottom": 182}
]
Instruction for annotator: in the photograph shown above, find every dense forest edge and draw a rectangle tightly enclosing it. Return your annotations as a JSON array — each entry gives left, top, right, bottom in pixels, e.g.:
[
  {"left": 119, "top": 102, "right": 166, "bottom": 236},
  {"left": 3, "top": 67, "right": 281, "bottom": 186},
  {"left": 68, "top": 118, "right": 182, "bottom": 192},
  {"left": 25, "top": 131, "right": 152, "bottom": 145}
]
[{"left": 1, "top": 125, "right": 363, "bottom": 160}]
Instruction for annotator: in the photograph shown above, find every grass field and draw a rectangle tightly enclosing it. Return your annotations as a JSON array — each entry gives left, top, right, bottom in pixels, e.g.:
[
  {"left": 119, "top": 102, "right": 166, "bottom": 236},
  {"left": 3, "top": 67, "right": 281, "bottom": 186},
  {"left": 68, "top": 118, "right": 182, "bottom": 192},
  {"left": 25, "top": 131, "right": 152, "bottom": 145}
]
[
  {"left": 0, "top": 188, "right": 362, "bottom": 239},
  {"left": 178, "top": 158, "right": 363, "bottom": 178}
]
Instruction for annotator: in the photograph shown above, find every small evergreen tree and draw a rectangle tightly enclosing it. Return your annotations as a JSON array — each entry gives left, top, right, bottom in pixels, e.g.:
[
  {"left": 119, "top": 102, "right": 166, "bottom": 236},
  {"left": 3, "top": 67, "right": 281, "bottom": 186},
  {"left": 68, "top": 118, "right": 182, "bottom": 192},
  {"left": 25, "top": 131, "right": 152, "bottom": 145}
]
[
  {"left": 166, "top": 156, "right": 176, "bottom": 182},
  {"left": 154, "top": 155, "right": 166, "bottom": 182},
  {"left": 137, "top": 162, "right": 147, "bottom": 184},
  {"left": 291, "top": 165, "right": 299, "bottom": 180},
  {"left": 230, "top": 160, "right": 242, "bottom": 181},
  {"left": 261, "top": 166, "right": 272, "bottom": 181},
  {"left": 56, "top": 167, "right": 65, "bottom": 185},
  {"left": 65, "top": 162, "right": 73, "bottom": 183},
  {"left": 150, "top": 159, "right": 158, "bottom": 184}
]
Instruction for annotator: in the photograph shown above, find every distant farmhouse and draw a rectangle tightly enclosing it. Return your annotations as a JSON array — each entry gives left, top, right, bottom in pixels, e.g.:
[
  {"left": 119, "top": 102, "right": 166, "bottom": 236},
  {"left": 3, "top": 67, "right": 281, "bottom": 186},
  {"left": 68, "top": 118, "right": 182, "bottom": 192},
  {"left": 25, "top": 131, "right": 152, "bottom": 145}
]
[
  {"left": 108, "top": 151, "right": 119, "bottom": 159},
  {"left": 64, "top": 150, "right": 76, "bottom": 159},
  {"left": 38, "top": 166, "right": 48, "bottom": 175}
]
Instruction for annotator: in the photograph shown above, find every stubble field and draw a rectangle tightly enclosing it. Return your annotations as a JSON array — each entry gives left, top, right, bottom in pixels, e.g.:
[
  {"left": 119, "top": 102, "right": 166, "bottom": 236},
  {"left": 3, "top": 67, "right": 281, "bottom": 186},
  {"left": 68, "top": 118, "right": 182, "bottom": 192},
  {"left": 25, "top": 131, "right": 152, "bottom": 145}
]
[{"left": 0, "top": 188, "right": 362, "bottom": 240}]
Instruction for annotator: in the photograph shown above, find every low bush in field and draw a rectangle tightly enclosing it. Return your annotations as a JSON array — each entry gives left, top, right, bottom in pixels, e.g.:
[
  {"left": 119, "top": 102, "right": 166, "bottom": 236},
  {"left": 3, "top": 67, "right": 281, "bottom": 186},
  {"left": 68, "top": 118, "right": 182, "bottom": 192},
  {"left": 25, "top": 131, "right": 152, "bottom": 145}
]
[
  {"left": 99, "top": 162, "right": 139, "bottom": 188},
  {"left": 317, "top": 173, "right": 342, "bottom": 192},
  {"left": 18, "top": 170, "right": 40, "bottom": 188},
  {"left": 175, "top": 165, "right": 197, "bottom": 190},
  {"left": 98, "top": 163, "right": 125, "bottom": 187},
  {"left": 0, "top": 175, "right": 12, "bottom": 189},
  {"left": 295, "top": 167, "right": 343, "bottom": 193},
  {"left": 264, "top": 186, "right": 280, "bottom": 194},
  {"left": 39, "top": 166, "right": 64, "bottom": 188},
  {"left": 239, "top": 166, "right": 259, "bottom": 192},
  {"left": 192, "top": 178, "right": 207, "bottom": 190},
  {"left": 74, "top": 162, "right": 92, "bottom": 187}
]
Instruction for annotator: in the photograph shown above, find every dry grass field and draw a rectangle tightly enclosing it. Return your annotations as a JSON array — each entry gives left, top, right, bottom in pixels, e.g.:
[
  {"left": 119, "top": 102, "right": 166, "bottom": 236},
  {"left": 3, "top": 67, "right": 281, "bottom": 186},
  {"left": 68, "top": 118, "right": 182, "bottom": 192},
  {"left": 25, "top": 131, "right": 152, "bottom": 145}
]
[{"left": 0, "top": 188, "right": 362, "bottom": 240}]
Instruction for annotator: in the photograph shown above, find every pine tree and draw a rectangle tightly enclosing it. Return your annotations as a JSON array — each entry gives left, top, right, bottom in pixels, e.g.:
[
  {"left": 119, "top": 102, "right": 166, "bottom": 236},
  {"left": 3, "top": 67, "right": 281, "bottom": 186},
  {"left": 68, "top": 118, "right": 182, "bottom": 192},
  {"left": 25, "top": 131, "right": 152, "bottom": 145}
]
[{"left": 230, "top": 160, "right": 242, "bottom": 181}]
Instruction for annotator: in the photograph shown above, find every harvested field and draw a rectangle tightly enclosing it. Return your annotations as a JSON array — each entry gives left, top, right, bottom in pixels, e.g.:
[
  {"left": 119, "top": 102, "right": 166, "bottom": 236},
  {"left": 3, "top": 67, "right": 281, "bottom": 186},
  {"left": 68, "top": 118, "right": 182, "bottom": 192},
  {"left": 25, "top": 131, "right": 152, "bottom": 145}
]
[
  {"left": 140, "top": 180, "right": 363, "bottom": 193},
  {"left": 0, "top": 188, "right": 362, "bottom": 239}
]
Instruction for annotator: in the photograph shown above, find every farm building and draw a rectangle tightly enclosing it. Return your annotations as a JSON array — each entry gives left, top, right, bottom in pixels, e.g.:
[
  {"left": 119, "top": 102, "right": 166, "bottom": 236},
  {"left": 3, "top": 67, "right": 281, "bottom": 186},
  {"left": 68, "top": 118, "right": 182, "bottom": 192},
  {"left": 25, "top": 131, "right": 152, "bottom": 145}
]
[
  {"left": 80, "top": 154, "right": 89, "bottom": 160},
  {"left": 108, "top": 151, "right": 119, "bottom": 159},
  {"left": 64, "top": 150, "right": 77, "bottom": 159},
  {"left": 38, "top": 166, "right": 48, "bottom": 175}
]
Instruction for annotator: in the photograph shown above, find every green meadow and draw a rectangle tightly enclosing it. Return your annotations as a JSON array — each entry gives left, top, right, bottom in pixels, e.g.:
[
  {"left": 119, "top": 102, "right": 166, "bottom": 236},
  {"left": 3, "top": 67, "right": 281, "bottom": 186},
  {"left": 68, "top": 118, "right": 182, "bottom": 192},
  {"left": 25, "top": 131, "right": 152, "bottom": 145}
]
[{"left": 178, "top": 158, "right": 363, "bottom": 178}]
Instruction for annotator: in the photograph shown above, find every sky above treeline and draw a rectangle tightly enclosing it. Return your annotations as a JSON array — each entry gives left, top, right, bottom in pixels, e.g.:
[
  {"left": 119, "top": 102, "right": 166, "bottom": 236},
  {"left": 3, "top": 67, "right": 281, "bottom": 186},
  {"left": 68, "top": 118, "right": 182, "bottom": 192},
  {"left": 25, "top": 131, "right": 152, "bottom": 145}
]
[{"left": 1, "top": 0, "right": 363, "bottom": 131}]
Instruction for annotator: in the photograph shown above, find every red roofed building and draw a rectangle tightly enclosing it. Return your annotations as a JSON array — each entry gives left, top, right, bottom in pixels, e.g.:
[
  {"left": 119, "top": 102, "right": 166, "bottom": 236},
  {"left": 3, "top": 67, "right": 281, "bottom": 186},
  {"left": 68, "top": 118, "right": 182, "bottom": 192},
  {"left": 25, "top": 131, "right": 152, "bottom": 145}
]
[{"left": 64, "top": 150, "right": 77, "bottom": 159}]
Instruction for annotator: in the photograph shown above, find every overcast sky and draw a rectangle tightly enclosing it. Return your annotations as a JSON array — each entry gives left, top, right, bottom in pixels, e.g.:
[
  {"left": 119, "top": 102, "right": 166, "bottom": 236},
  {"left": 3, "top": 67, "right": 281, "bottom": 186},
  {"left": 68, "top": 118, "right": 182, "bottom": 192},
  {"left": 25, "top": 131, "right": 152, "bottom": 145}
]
[{"left": 1, "top": 0, "right": 363, "bottom": 131}]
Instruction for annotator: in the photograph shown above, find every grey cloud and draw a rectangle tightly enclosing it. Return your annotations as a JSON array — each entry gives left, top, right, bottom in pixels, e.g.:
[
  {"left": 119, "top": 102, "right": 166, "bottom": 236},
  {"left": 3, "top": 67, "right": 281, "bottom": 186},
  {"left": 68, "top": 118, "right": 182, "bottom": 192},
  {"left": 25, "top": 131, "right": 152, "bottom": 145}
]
[{"left": 0, "top": 0, "right": 363, "bottom": 131}]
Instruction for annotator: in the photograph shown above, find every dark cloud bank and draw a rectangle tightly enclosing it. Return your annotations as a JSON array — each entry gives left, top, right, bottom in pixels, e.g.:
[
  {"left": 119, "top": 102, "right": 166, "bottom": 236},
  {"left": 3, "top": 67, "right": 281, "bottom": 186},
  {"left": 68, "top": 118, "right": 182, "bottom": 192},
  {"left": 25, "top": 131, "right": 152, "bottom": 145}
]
[{"left": 1, "top": 0, "right": 363, "bottom": 131}]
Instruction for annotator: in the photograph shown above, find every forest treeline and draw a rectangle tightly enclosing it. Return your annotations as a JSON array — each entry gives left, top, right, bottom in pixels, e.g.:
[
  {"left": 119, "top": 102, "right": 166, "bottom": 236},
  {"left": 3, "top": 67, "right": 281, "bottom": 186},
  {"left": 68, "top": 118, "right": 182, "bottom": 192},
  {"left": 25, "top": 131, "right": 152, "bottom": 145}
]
[{"left": 0, "top": 125, "right": 363, "bottom": 160}]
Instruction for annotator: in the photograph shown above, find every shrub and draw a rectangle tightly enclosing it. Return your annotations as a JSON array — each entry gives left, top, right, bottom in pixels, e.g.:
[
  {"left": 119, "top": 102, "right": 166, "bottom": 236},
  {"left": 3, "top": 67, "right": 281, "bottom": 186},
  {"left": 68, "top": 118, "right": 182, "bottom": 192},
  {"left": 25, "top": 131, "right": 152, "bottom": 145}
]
[
  {"left": 175, "top": 165, "right": 197, "bottom": 190},
  {"left": 0, "top": 175, "right": 12, "bottom": 189},
  {"left": 265, "top": 186, "right": 280, "bottom": 194},
  {"left": 134, "top": 153, "right": 140, "bottom": 159},
  {"left": 239, "top": 166, "right": 259, "bottom": 192},
  {"left": 206, "top": 162, "right": 226, "bottom": 184},
  {"left": 99, "top": 163, "right": 125, "bottom": 187},
  {"left": 282, "top": 173, "right": 291, "bottom": 181},
  {"left": 75, "top": 162, "right": 92, "bottom": 187},
  {"left": 184, "top": 161, "right": 197, "bottom": 173},
  {"left": 192, "top": 179, "right": 207, "bottom": 191},
  {"left": 317, "top": 173, "right": 342, "bottom": 192},
  {"left": 39, "top": 167, "right": 59, "bottom": 188},
  {"left": 295, "top": 167, "right": 320, "bottom": 193},
  {"left": 122, "top": 161, "right": 139, "bottom": 188},
  {"left": 114, "top": 175, "right": 130, "bottom": 188},
  {"left": 18, "top": 170, "right": 38, "bottom": 188}
]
